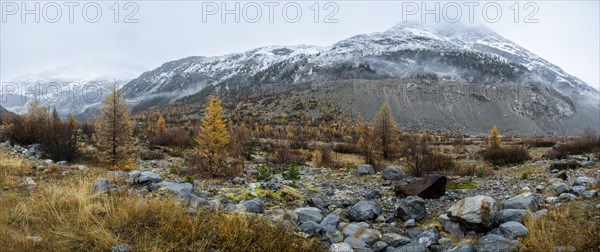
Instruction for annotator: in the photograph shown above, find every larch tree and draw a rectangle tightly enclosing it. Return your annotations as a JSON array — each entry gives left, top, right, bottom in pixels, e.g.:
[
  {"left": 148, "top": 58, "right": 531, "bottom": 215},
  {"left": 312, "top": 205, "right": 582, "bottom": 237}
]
[
  {"left": 488, "top": 124, "right": 501, "bottom": 148},
  {"left": 95, "top": 84, "right": 134, "bottom": 168},
  {"left": 374, "top": 101, "right": 399, "bottom": 160},
  {"left": 195, "top": 96, "right": 231, "bottom": 176}
]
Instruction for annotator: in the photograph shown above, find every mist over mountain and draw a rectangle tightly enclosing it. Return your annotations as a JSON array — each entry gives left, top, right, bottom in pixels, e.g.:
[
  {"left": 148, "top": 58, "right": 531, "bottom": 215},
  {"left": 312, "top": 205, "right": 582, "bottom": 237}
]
[{"left": 118, "top": 23, "right": 598, "bottom": 135}]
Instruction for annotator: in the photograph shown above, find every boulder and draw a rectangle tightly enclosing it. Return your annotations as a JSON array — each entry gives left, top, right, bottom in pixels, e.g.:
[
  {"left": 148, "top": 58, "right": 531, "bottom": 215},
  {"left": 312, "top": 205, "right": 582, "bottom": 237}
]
[
  {"left": 439, "top": 214, "right": 464, "bottom": 238},
  {"left": 326, "top": 229, "right": 344, "bottom": 243},
  {"left": 415, "top": 228, "right": 440, "bottom": 247},
  {"left": 394, "top": 176, "right": 447, "bottom": 199},
  {"left": 294, "top": 207, "right": 323, "bottom": 224},
  {"left": 348, "top": 200, "right": 382, "bottom": 221},
  {"left": 307, "top": 196, "right": 327, "bottom": 209},
  {"left": 380, "top": 233, "right": 411, "bottom": 247},
  {"left": 502, "top": 193, "right": 544, "bottom": 210},
  {"left": 242, "top": 199, "right": 265, "bottom": 213},
  {"left": 571, "top": 186, "right": 586, "bottom": 196},
  {"left": 545, "top": 181, "right": 570, "bottom": 196},
  {"left": 494, "top": 209, "right": 529, "bottom": 224},
  {"left": 331, "top": 242, "right": 354, "bottom": 252},
  {"left": 92, "top": 178, "right": 110, "bottom": 194},
  {"left": 395, "top": 196, "right": 427, "bottom": 221},
  {"left": 344, "top": 237, "right": 370, "bottom": 251},
  {"left": 499, "top": 221, "right": 529, "bottom": 239},
  {"left": 395, "top": 242, "right": 429, "bottom": 252},
  {"left": 298, "top": 221, "right": 322, "bottom": 236},
  {"left": 372, "top": 241, "right": 388, "bottom": 252},
  {"left": 356, "top": 164, "right": 375, "bottom": 175},
  {"left": 445, "top": 245, "right": 475, "bottom": 252},
  {"left": 447, "top": 195, "right": 498, "bottom": 231},
  {"left": 476, "top": 234, "right": 518, "bottom": 252},
  {"left": 137, "top": 171, "right": 162, "bottom": 184},
  {"left": 575, "top": 176, "right": 597, "bottom": 186},
  {"left": 557, "top": 193, "right": 577, "bottom": 202},
  {"left": 339, "top": 222, "right": 382, "bottom": 245},
  {"left": 382, "top": 166, "right": 405, "bottom": 180},
  {"left": 151, "top": 182, "right": 192, "bottom": 198},
  {"left": 321, "top": 213, "right": 341, "bottom": 232}
]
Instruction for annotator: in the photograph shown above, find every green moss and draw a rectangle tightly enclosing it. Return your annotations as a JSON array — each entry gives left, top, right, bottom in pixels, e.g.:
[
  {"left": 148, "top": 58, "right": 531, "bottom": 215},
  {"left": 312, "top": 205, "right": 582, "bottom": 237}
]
[{"left": 447, "top": 180, "right": 478, "bottom": 190}]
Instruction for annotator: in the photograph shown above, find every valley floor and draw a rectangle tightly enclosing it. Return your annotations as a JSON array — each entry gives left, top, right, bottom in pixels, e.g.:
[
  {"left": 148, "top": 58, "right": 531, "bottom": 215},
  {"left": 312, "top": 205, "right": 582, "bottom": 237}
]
[{"left": 0, "top": 143, "right": 599, "bottom": 252}]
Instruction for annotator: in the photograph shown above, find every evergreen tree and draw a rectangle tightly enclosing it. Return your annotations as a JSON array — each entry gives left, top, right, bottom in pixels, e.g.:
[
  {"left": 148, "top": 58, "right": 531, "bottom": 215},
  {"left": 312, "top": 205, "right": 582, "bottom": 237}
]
[
  {"left": 95, "top": 84, "right": 134, "bottom": 168},
  {"left": 195, "top": 96, "right": 231, "bottom": 176},
  {"left": 374, "top": 101, "right": 399, "bottom": 160}
]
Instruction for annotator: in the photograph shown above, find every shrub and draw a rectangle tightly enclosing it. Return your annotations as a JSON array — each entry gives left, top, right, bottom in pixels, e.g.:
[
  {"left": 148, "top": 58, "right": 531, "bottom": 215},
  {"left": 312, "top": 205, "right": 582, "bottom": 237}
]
[
  {"left": 522, "top": 136, "right": 556, "bottom": 148},
  {"left": 403, "top": 133, "right": 456, "bottom": 177},
  {"left": 333, "top": 143, "right": 360, "bottom": 154},
  {"left": 481, "top": 146, "right": 530, "bottom": 165},
  {"left": 549, "top": 161, "right": 580, "bottom": 171}
]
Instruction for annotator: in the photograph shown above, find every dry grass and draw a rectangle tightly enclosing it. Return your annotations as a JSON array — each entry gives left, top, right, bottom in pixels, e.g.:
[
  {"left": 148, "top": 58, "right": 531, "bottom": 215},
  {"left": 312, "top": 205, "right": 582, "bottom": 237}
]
[
  {"left": 521, "top": 198, "right": 600, "bottom": 252},
  {"left": 0, "top": 154, "right": 322, "bottom": 252}
]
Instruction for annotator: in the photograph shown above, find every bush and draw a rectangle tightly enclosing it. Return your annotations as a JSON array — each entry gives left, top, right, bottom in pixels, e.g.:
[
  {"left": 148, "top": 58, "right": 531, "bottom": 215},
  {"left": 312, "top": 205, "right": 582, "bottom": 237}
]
[
  {"left": 403, "top": 133, "right": 456, "bottom": 177},
  {"left": 549, "top": 161, "right": 580, "bottom": 171},
  {"left": 481, "top": 146, "right": 530, "bottom": 165},
  {"left": 333, "top": 143, "right": 360, "bottom": 154},
  {"left": 522, "top": 136, "right": 556, "bottom": 148}
]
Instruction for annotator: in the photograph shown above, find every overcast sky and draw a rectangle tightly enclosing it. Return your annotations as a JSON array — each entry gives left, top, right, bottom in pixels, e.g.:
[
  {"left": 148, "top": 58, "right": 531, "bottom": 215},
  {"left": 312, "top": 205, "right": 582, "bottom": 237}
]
[{"left": 1, "top": 1, "right": 599, "bottom": 89}]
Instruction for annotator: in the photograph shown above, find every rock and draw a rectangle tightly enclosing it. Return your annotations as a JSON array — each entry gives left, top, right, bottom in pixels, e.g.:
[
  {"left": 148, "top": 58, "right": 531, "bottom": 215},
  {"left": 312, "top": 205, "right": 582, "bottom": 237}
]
[
  {"left": 298, "top": 220, "right": 322, "bottom": 236},
  {"left": 394, "top": 175, "right": 447, "bottom": 199},
  {"left": 441, "top": 216, "right": 464, "bottom": 238},
  {"left": 321, "top": 213, "right": 341, "bottom": 232},
  {"left": 24, "top": 177, "right": 37, "bottom": 189},
  {"left": 326, "top": 229, "right": 345, "bottom": 243},
  {"left": 330, "top": 242, "right": 354, "bottom": 252},
  {"left": 339, "top": 222, "right": 382, "bottom": 245},
  {"left": 554, "top": 246, "right": 577, "bottom": 252},
  {"left": 545, "top": 182, "right": 570, "bottom": 196},
  {"left": 35, "top": 165, "right": 46, "bottom": 171},
  {"left": 447, "top": 195, "right": 498, "bottom": 232},
  {"left": 294, "top": 207, "right": 323, "bottom": 224},
  {"left": 242, "top": 199, "right": 265, "bottom": 213},
  {"left": 575, "top": 176, "right": 597, "bottom": 186},
  {"left": 232, "top": 177, "right": 246, "bottom": 185},
  {"left": 438, "top": 238, "right": 452, "bottom": 245},
  {"left": 445, "top": 245, "right": 475, "bottom": 252},
  {"left": 152, "top": 182, "right": 193, "bottom": 198},
  {"left": 382, "top": 166, "right": 405, "bottom": 180},
  {"left": 308, "top": 196, "right": 327, "bottom": 210},
  {"left": 534, "top": 209, "right": 548, "bottom": 220},
  {"left": 571, "top": 186, "right": 586, "bottom": 196},
  {"left": 545, "top": 197, "right": 558, "bottom": 204},
  {"left": 138, "top": 171, "right": 162, "bottom": 184},
  {"left": 372, "top": 241, "right": 388, "bottom": 252},
  {"left": 380, "top": 233, "right": 411, "bottom": 247},
  {"left": 557, "top": 193, "right": 577, "bottom": 202},
  {"left": 579, "top": 161, "right": 595, "bottom": 167},
  {"left": 476, "top": 234, "right": 518, "bottom": 252},
  {"left": 499, "top": 221, "right": 528, "bottom": 239},
  {"left": 56, "top": 161, "right": 67, "bottom": 166},
  {"left": 44, "top": 159, "right": 53, "bottom": 164},
  {"left": 416, "top": 228, "right": 440, "bottom": 247},
  {"left": 541, "top": 152, "right": 554, "bottom": 159},
  {"left": 92, "top": 178, "right": 110, "bottom": 194},
  {"left": 402, "top": 219, "right": 415, "bottom": 227},
  {"left": 494, "top": 209, "right": 529, "bottom": 224},
  {"left": 348, "top": 200, "right": 382, "bottom": 221},
  {"left": 111, "top": 244, "right": 132, "bottom": 252},
  {"left": 395, "top": 196, "right": 427, "bottom": 221},
  {"left": 344, "top": 237, "right": 370, "bottom": 251},
  {"left": 357, "top": 164, "right": 375, "bottom": 175},
  {"left": 503, "top": 192, "right": 544, "bottom": 210},
  {"left": 26, "top": 236, "right": 42, "bottom": 243},
  {"left": 395, "top": 242, "right": 429, "bottom": 252}
]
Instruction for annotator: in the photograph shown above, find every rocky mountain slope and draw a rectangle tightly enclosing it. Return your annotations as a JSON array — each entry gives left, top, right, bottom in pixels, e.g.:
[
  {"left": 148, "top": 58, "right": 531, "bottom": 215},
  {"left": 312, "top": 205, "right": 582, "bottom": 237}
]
[{"left": 121, "top": 23, "right": 599, "bottom": 135}]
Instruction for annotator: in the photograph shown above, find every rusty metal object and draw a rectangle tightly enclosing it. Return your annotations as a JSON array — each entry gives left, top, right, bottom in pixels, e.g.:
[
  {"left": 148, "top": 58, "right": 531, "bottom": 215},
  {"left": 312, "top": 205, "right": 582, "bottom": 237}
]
[{"left": 394, "top": 175, "right": 447, "bottom": 199}]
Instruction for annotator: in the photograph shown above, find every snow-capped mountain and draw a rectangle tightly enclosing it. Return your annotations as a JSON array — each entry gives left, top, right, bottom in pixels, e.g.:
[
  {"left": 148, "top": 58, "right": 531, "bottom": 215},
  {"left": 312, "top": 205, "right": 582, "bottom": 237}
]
[
  {"left": 1, "top": 62, "right": 146, "bottom": 118},
  {"left": 124, "top": 23, "right": 599, "bottom": 134}
]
